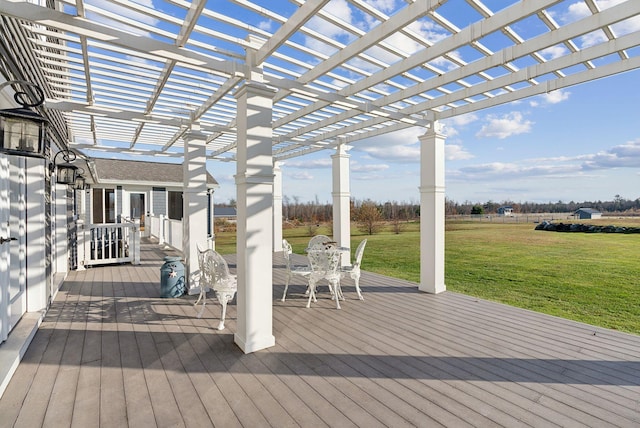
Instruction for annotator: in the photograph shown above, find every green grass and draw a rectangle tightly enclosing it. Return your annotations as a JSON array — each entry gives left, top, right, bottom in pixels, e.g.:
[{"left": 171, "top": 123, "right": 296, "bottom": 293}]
[{"left": 214, "top": 219, "right": 640, "bottom": 335}]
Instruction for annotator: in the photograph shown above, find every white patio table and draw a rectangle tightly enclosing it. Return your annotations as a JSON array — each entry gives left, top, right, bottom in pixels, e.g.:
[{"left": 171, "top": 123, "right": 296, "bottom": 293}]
[{"left": 305, "top": 244, "right": 347, "bottom": 309}]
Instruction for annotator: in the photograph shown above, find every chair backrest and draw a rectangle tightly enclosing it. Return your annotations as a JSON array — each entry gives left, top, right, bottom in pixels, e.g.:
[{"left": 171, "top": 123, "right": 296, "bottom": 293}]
[
  {"left": 353, "top": 239, "right": 368, "bottom": 267},
  {"left": 282, "top": 239, "right": 293, "bottom": 269},
  {"left": 199, "top": 248, "right": 215, "bottom": 288},
  {"left": 308, "top": 234, "right": 331, "bottom": 250},
  {"left": 307, "top": 248, "right": 341, "bottom": 278},
  {"left": 200, "top": 249, "right": 236, "bottom": 291}
]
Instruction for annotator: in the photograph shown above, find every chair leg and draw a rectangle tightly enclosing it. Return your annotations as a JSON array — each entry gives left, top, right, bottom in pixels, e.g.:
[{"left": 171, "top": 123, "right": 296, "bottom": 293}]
[
  {"left": 354, "top": 276, "right": 364, "bottom": 300},
  {"left": 282, "top": 276, "right": 290, "bottom": 302},
  {"left": 331, "top": 280, "right": 342, "bottom": 310},
  {"left": 216, "top": 289, "right": 237, "bottom": 330},
  {"left": 195, "top": 288, "right": 207, "bottom": 318},
  {"left": 306, "top": 281, "right": 317, "bottom": 308},
  {"left": 218, "top": 297, "right": 228, "bottom": 330}
]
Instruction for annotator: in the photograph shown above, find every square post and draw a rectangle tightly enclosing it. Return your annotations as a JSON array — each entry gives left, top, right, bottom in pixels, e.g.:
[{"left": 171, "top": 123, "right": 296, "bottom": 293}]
[
  {"left": 419, "top": 122, "right": 446, "bottom": 294},
  {"left": 332, "top": 143, "right": 352, "bottom": 265},
  {"left": 182, "top": 125, "right": 209, "bottom": 292},
  {"left": 234, "top": 80, "right": 276, "bottom": 353},
  {"left": 272, "top": 161, "right": 283, "bottom": 252}
]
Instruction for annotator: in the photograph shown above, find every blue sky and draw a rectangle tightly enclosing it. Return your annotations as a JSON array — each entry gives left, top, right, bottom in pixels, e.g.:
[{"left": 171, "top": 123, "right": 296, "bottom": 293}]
[{"left": 211, "top": 68, "right": 640, "bottom": 206}]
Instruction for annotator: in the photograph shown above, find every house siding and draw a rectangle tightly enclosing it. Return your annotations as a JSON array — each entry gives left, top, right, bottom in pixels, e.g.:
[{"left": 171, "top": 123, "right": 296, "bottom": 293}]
[{"left": 153, "top": 187, "right": 166, "bottom": 215}]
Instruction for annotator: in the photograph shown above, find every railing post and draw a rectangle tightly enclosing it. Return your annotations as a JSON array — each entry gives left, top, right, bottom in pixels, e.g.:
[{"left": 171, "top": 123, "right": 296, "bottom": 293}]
[
  {"left": 133, "top": 219, "right": 141, "bottom": 264},
  {"left": 76, "top": 218, "right": 86, "bottom": 271},
  {"left": 158, "top": 214, "right": 165, "bottom": 245}
]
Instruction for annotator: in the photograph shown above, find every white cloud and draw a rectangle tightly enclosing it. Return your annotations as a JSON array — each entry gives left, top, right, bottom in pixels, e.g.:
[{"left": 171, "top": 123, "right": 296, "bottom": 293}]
[
  {"left": 542, "top": 90, "right": 571, "bottom": 104},
  {"left": 304, "top": 0, "right": 355, "bottom": 56},
  {"left": 363, "top": 17, "right": 450, "bottom": 66},
  {"left": 453, "top": 161, "right": 581, "bottom": 181},
  {"left": 581, "top": 139, "right": 640, "bottom": 170},
  {"left": 530, "top": 89, "right": 571, "bottom": 107},
  {"left": 358, "top": 127, "right": 423, "bottom": 147},
  {"left": 361, "top": 144, "right": 420, "bottom": 162},
  {"left": 363, "top": 0, "right": 397, "bottom": 13},
  {"left": 309, "top": 0, "right": 353, "bottom": 38},
  {"left": 258, "top": 20, "right": 273, "bottom": 31},
  {"left": 446, "top": 144, "right": 474, "bottom": 161},
  {"left": 288, "top": 170, "right": 315, "bottom": 180},
  {"left": 447, "top": 139, "right": 640, "bottom": 185},
  {"left": 355, "top": 127, "right": 424, "bottom": 162},
  {"left": 351, "top": 163, "right": 390, "bottom": 172},
  {"left": 443, "top": 113, "right": 479, "bottom": 137},
  {"left": 286, "top": 158, "right": 332, "bottom": 169},
  {"left": 540, "top": 45, "right": 568, "bottom": 60},
  {"left": 476, "top": 112, "right": 533, "bottom": 139},
  {"left": 560, "top": 1, "right": 640, "bottom": 48}
]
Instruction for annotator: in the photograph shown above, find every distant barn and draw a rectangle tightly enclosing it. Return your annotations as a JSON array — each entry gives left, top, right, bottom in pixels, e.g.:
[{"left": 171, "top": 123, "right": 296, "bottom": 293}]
[
  {"left": 497, "top": 206, "right": 514, "bottom": 216},
  {"left": 215, "top": 207, "right": 237, "bottom": 222},
  {"left": 574, "top": 208, "right": 602, "bottom": 219}
]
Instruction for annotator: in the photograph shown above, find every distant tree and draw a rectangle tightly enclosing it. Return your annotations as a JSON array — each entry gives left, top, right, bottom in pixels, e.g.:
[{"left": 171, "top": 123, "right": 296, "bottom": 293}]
[
  {"left": 471, "top": 205, "right": 484, "bottom": 215},
  {"left": 306, "top": 223, "right": 318, "bottom": 237},
  {"left": 356, "top": 201, "right": 383, "bottom": 235}
]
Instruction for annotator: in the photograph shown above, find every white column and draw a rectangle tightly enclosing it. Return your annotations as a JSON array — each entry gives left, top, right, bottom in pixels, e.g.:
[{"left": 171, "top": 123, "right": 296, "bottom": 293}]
[
  {"left": 208, "top": 190, "right": 215, "bottom": 250},
  {"left": 76, "top": 188, "right": 87, "bottom": 271},
  {"left": 272, "top": 161, "right": 283, "bottom": 252},
  {"left": 0, "top": 154, "right": 10, "bottom": 342},
  {"left": 234, "top": 80, "right": 276, "bottom": 354},
  {"left": 419, "top": 122, "right": 446, "bottom": 294},
  {"left": 182, "top": 124, "right": 209, "bottom": 292},
  {"left": 332, "top": 144, "right": 352, "bottom": 265},
  {"left": 54, "top": 183, "right": 68, "bottom": 273},
  {"left": 26, "top": 157, "right": 47, "bottom": 311}
]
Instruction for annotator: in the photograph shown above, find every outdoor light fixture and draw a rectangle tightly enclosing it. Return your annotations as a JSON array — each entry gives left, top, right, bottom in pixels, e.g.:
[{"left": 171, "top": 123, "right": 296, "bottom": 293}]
[
  {"left": 74, "top": 174, "right": 88, "bottom": 190},
  {"left": 0, "top": 80, "right": 47, "bottom": 157},
  {"left": 50, "top": 149, "right": 79, "bottom": 185}
]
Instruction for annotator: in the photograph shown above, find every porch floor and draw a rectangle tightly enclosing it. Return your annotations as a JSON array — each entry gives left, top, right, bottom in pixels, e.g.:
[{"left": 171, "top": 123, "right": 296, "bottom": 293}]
[{"left": 1, "top": 239, "right": 639, "bottom": 427}]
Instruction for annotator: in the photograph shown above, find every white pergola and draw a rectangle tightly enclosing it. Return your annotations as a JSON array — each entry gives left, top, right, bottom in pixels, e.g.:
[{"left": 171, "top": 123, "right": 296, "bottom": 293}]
[{"left": 1, "top": 0, "right": 639, "bottom": 353}]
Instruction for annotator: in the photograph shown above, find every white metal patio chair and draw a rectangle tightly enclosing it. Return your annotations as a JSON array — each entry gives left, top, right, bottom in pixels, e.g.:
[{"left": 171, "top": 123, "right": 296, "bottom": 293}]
[
  {"left": 307, "top": 234, "right": 332, "bottom": 250},
  {"left": 195, "top": 246, "right": 237, "bottom": 330},
  {"left": 306, "top": 246, "right": 344, "bottom": 309},
  {"left": 281, "top": 239, "right": 313, "bottom": 302},
  {"left": 340, "top": 239, "right": 367, "bottom": 300}
]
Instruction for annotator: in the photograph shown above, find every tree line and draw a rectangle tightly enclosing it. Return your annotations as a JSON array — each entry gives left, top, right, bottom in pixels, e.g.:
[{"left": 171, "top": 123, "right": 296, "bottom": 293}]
[
  {"left": 218, "top": 194, "right": 640, "bottom": 235},
  {"left": 449, "top": 194, "right": 640, "bottom": 216}
]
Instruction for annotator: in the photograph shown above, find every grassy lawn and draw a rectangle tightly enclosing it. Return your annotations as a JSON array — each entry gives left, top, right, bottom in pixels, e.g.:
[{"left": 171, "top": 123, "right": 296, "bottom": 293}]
[{"left": 214, "top": 218, "right": 640, "bottom": 335}]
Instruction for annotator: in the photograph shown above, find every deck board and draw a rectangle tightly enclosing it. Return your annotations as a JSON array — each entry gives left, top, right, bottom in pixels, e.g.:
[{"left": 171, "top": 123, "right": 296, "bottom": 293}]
[{"left": 1, "top": 239, "right": 639, "bottom": 428}]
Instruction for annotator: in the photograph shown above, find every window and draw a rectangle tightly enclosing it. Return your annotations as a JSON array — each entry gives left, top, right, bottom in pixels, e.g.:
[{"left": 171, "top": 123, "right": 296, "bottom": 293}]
[
  {"left": 168, "top": 191, "right": 183, "bottom": 220},
  {"left": 92, "top": 188, "right": 115, "bottom": 223}
]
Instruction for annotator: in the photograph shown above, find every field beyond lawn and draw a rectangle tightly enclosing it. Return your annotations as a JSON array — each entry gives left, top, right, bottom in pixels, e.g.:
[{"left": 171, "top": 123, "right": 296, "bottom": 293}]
[{"left": 214, "top": 218, "right": 640, "bottom": 335}]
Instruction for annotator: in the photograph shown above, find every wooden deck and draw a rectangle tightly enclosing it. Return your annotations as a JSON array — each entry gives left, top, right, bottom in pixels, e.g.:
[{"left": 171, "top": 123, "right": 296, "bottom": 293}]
[{"left": 1, "top": 239, "right": 639, "bottom": 427}]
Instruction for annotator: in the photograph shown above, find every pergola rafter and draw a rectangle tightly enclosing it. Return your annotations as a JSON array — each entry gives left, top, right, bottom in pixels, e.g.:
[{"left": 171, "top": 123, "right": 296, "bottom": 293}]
[{"left": 0, "top": 0, "right": 638, "bottom": 161}]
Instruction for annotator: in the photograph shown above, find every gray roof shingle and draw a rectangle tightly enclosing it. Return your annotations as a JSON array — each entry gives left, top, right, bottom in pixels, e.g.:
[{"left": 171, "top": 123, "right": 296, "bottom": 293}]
[{"left": 90, "top": 158, "right": 217, "bottom": 186}]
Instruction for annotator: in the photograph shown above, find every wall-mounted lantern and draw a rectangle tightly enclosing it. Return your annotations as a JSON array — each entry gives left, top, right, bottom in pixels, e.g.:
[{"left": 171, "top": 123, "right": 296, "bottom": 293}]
[
  {"left": 0, "top": 80, "right": 47, "bottom": 157},
  {"left": 50, "top": 149, "right": 79, "bottom": 185},
  {"left": 74, "top": 174, "right": 88, "bottom": 190}
]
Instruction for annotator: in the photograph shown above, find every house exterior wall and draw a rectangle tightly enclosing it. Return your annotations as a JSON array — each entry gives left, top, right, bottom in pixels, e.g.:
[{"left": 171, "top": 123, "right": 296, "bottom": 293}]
[{"left": 87, "top": 185, "right": 214, "bottom": 241}]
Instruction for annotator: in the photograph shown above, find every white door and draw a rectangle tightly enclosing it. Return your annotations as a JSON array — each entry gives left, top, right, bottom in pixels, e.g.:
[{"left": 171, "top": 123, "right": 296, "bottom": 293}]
[
  {"left": 0, "top": 155, "right": 10, "bottom": 342},
  {"left": 9, "top": 156, "right": 27, "bottom": 330}
]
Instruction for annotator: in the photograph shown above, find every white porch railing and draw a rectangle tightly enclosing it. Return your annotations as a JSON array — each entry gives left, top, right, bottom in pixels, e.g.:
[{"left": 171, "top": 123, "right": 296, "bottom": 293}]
[
  {"left": 148, "top": 214, "right": 183, "bottom": 251},
  {"left": 78, "top": 220, "right": 141, "bottom": 267}
]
